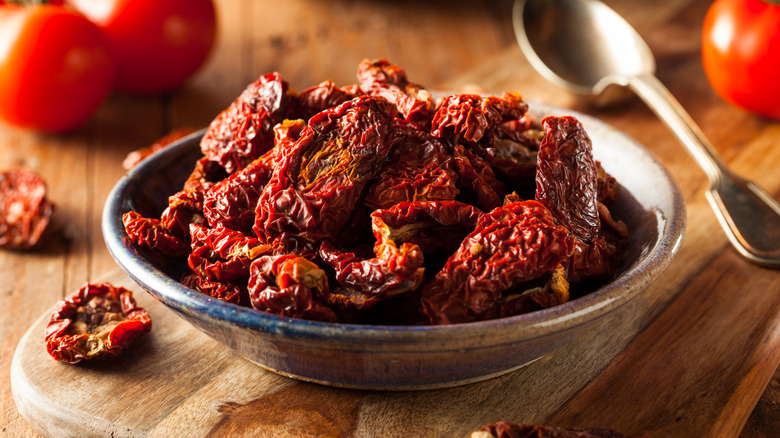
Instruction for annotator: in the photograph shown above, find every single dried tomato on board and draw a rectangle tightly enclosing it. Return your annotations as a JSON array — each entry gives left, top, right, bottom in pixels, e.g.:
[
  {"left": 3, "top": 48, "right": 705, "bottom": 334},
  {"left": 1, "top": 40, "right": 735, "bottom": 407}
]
[
  {"left": 0, "top": 169, "right": 54, "bottom": 250},
  {"left": 45, "top": 283, "right": 151, "bottom": 364}
]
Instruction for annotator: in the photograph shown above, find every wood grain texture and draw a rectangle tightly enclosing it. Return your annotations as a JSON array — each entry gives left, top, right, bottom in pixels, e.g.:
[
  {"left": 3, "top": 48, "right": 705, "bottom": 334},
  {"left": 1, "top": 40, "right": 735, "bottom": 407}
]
[
  {"left": 3, "top": 0, "right": 780, "bottom": 436},
  {"left": 3, "top": 260, "right": 687, "bottom": 438}
]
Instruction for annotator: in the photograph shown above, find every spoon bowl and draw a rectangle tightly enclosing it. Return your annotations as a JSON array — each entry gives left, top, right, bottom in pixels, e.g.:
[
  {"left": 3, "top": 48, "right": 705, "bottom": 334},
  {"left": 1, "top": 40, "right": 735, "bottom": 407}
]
[
  {"left": 513, "top": 0, "right": 780, "bottom": 267},
  {"left": 515, "top": 0, "right": 653, "bottom": 100}
]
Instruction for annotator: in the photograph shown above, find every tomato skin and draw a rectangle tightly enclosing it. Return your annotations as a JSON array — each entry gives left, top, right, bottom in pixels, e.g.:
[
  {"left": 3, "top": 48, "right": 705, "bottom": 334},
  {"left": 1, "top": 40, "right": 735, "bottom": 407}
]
[
  {"left": 0, "top": 5, "right": 115, "bottom": 133},
  {"left": 70, "top": 0, "right": 217, "bottom": 94},
  {"left": 702, "top": 0, "right": 780, "bottom": 119}
]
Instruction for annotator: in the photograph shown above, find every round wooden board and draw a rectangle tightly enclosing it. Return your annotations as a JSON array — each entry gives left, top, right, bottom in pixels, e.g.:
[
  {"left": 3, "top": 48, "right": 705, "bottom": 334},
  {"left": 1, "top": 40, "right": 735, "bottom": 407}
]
[
  {"left": 9, "top": 268, "right": 643, "bottom": 437},
  {"left": 11, "top": 263, "right": 780, "bottom": 437}
]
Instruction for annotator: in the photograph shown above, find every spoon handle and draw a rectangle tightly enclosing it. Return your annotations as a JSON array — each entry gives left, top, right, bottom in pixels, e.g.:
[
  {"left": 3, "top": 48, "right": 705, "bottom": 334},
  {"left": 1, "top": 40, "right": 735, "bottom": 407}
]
[
  {"left": 627, "top": 74, "right": 726, "bottom": 182},
  {"left": 628, "top": 73, "right": 780, "bottom": 267}
]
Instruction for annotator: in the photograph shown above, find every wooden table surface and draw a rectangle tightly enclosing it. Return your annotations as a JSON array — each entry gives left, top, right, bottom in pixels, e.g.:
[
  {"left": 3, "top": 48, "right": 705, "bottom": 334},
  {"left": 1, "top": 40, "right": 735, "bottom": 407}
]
[{"left": 2, "top": 0, "right": 779, "bottom": 436}]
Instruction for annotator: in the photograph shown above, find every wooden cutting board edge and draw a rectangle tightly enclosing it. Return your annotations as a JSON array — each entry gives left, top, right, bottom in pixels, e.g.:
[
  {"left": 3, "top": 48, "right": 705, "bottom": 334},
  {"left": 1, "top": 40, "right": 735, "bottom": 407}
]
[{"left": 11, "top": 311, "right": 147, "bottom": 438}]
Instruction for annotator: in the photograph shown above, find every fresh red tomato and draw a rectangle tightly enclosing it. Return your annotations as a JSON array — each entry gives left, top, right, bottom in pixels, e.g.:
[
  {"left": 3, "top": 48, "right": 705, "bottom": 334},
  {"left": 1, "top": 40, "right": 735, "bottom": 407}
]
[
  {"left": 69, "top": 0, "right": 217, "bottom": 94},
  {"left": 0, "top": 4, "right": 115, "bottom": 132},
  {"left": 702, "top": 0, "right": 780, "bottom": 119}
]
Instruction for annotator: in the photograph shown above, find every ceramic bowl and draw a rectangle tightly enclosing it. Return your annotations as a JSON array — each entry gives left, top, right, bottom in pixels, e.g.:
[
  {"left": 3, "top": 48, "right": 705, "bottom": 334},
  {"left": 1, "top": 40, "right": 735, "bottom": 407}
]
[{"left": 102, "top": 104, "right": 685, "bottom": 390}]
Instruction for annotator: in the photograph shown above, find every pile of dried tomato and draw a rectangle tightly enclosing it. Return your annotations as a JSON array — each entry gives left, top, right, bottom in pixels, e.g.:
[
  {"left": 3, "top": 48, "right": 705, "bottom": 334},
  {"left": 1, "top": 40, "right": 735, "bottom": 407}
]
[{"left": 123, "top": 59, "right": 628, "bottom": 325}]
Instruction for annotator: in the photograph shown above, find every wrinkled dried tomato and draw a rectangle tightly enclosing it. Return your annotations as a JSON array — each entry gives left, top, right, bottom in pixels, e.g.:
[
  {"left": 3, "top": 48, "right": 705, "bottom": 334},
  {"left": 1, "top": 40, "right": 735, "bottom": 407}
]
[
  {"left": 596, "top": 160, "right": 619, "bottom": 204},
  {"left": 536, "top": 116, "right": 600, "bottom": 242},
  {"left": 247, "top": 254, "right": 336, "bottom": 322},
  {"left": 297, "top": 80, "right": 356, "bottom": 121},
  {"left": 187, "top": 222, "right": 270, "bottom": 282},
  {"left": 452, "top": 144, "right": 505, "bottom": 212},
  {"left": 183, "top": 157, "right": 229, "bottom": 192},
  {"left": 0, "top": 169, "right": 54, "bottom": 250},
  {"left": 370, "top": 200, "right": 483, "bottom": 256},
  {"left": 364, "top": 121, "right": 459, "bottom": 209},
  {"left": 122, "top": 211, "right": 189, "bottom": 257},
  {"left": 159, "top": 188, "right": 207, "bottom": 242},
  {"left": 421, "top": 200, "right": 575, "bottom": 324},
  {"left": 358, "top": 58, "right": 434, "bottom": 125},
  {"left": 254, "top": 95, "right": 397, "bottom": 243},
  {"left": 202, "top": 152, "right": 276, "bottom": 234},
  {"left": 473, "top": 421, "right": 648, "bottom": 438},
  {"left": 200, "top": 72, "right": 295, "bottom": 173},
  {"left": 431, "top": 93, "right": 528, "bottom": 143},
  {"left": 181, "top": 272, "right": 247, "bottom": 305},
  {"left": 45, "top": 283, "right": 151, "bottom": 364}
]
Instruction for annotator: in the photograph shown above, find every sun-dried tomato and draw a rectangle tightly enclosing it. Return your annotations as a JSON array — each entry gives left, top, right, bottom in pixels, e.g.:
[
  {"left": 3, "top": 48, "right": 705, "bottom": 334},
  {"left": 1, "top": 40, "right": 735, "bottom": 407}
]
[
  {"left": 44, "top": 283, "right": 151, "bottom": 364},
  {"left": 200, "top": 121, "right": 298, "bottom": 234},
  {"left": 247, "top": 254, "right": 336, "bottom": 322},
  {"left": 431, "top": 93, "right": 528, "bottom": 143},
  {"left": 421, "top": 200, "right": 575, "bottom": 324},
  {"left": 472, "top": 421, "right": 648, "bottom": 438},
  {"left": 159, "top": 188, "right": 207, "bottom": 242},
  {"left": 122, "top": 211, "right": 189, "bottom": 257},
  {"left": 319, "top": 200, "right": 483, "bottom": 310},
  {"left": 187, "top": 223, "right": 270, "bottom": 282},
  {"left": 452, "top": 144, "right": 505, "bottom": 212},
  {"left": 364, "top": 121, "right": 459, "bottom": 209},
  {"left": 357, "top": 59, "right": 434, "bottom": 125},
  {"left": 0, "top": 169, "right": 54, "bottom": 250},
  {"left": 370, "top": 200, "right": 483, "bottom": 256},
  {"left": 566, "top": 202, "right": 628, "bottom": 284},
  {"left": 183, "top": 157, "right": 229, "bottom": 192},
  {"left": 202, "top": 152, "right": 276, "bottom": 234},
  {"left": 181, "top": 272, "right": 247, "bottom": 305},
  {"left": 123, "top": 128, "right": 195, "bottom": 170},
  {"left": 254, "top": 95, "right": 397, "bottom": 244},
  {"left": 495, "top": 264, "right": 569, "bottom": 317},
  {"left": 297, "top": 80, "right": 357, "bottom": 121},
  {"left": 200, "top": 72, "right": 295, "bottom": 173},
  {"left": 596, "top": 161, "right": 619, "bottom": 204},
  {"left": 536, "top": 116, "right": 600, "bottom": 242}
]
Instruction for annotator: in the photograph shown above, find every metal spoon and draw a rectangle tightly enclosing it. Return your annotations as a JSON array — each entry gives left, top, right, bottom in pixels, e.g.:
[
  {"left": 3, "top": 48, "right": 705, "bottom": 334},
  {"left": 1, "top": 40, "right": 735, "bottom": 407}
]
[{"left": 513, "top": 0, "right": 780, "bottom": 268}]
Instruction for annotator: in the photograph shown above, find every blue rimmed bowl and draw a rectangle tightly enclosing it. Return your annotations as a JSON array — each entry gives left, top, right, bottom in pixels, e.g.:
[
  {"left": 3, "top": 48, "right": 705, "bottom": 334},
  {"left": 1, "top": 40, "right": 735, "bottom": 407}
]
[{"left": 102, "top": 104, "right": 685, "bottom": 390}]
